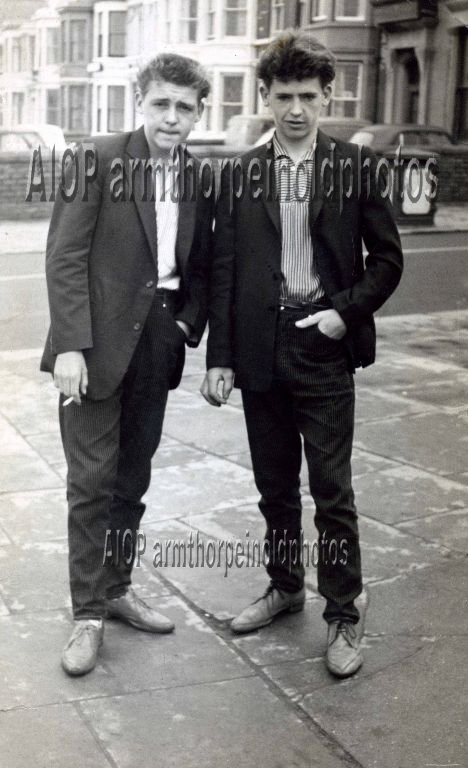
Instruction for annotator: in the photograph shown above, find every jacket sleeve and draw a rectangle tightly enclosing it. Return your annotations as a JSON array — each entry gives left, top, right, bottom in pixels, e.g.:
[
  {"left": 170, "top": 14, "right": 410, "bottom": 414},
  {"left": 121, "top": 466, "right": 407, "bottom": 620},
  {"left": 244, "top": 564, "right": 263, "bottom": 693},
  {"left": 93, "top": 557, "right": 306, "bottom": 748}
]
[
  {"left": 174, "top": 185, "right": 215, "bottom": 348},
  {"left": 331, "top": 147, "right": 404, "bottom": 327},
  {"left": 45, "top": 142, "right": 103, "bottom": 355},
  {"left": 205, "top": 162, "right": 236, "bottom": 370}
]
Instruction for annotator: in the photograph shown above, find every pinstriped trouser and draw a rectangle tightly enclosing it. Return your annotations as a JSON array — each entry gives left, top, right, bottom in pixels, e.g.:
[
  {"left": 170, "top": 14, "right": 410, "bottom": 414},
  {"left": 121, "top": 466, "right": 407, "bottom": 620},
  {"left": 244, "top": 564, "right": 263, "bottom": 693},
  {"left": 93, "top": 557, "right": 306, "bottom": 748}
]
[
  {"left": 241, "top": 307, "right": 362, "bottom": 624},
  {"left": 59, "top": 293, "right": 185, "bottom": 619}
]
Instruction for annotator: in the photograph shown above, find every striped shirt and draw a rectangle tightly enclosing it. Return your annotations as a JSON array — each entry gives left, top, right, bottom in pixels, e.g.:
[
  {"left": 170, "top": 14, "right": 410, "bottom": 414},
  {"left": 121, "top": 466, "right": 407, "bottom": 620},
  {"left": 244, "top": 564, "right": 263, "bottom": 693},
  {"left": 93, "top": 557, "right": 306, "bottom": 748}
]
[{"left": 273, "top": 133, "right": 324, "bottom": 302}]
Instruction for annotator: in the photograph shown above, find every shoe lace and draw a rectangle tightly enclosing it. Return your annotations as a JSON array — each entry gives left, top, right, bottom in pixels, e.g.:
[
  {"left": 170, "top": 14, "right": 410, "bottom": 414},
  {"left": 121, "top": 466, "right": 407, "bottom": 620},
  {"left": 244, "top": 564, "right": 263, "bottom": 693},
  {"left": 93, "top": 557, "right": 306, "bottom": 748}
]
[
  {"left": 335, "top": 621, "right": 357, "bottom": 647},
  {"left": 127, "top": 589, "right": 150, "bottom": 610},
  {"left": 254, "top": 583, "right": 285, "bottom": 605},
  {"left": 69, "top": 621, "right": 100, "bottom": 646}
]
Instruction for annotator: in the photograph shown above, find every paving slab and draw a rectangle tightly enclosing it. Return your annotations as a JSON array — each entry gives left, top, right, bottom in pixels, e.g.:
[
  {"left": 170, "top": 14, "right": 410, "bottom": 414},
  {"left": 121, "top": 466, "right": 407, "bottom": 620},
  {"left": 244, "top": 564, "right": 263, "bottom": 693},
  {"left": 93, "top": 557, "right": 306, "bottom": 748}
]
[
  {"left": 232, "top": 596, "right": 327, "bottom": 666},
  {"left": 142, "top": 454, "right": 257, "bottom": 522},
  {"left": 388, "top": 375, "right": 468, "bottom": 407},
  {"left": 102, "top": 594, "right": 254, "bottom": 693},
  {"left": 0, "top": 413, "right": 61, "bottom": 492},
  {"left": 365, "top": 557, "right": 468, "bottom": 637},
  {"left": 354, "top": 386, "right": 434, "bottom": 423},
  {"left": 141, "top": 519, "right": 281, "bottom": 620},
  {"left": 26, "top": 429, "right": 65, "bottom": 466},
  {"left": 0, "top": 541, "right": 70, "bottom": 612},
  {"left": 353, "top": 463, "right": 468, "bottom": 525},
  {"left": 0, "top": 522, "right": 11, "bottom": 545},
  {"left": 263, "top": 634, "right": 427, "bottom": 698},
  {"left": 180, "top": 498, "right": 450, "bottom": 595},
  {"left": 79, "top": 676, "right": 349, "bottom": 768},
  {"left": 0, "top": 374, "right": 58, "bottom": 436},
  {"left": 355, "top": 411, "right": 468, "bottom": 476},
  {"left": 163, "top": 388, "right": 250, "bottom": 455},
  {"left": 0, "top": 488, "right": 67, "bottom": 544},
  {"left": 151, "top": 437, "right": 205, "bottom": 468},
  {"left": 397, "top": 507, "right": 468, "bottom": 553},
  {"left": 0, "top": 705, "right": 112, "bottom": 768},
  {"left": 351, "top": 448, "right": 399, "bottom": 479},
  {"left": 0, "top": 612, "right": 123, "bottom": 709},
  {"left": 298, "top": 637, "right": 468, "bottom": 768}
]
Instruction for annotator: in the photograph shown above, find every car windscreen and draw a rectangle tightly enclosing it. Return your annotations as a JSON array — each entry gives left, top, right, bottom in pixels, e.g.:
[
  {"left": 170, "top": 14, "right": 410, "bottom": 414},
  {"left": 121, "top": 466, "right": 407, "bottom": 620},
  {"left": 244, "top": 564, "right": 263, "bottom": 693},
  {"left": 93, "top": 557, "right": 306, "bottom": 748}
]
[{"left": 349, "top": 131, "right": 375, "bottom": 146}]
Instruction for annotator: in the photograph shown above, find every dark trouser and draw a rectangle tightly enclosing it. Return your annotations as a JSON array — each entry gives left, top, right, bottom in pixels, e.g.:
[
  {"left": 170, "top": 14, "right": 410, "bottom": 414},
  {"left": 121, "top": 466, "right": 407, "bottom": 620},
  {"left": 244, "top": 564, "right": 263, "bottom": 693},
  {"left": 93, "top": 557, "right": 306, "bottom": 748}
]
[
  {"left": 59, "top": 291, "right": 185, "bottom": 619},
  {"left": 241, "top": 307, "right": 362, "bottom": 624}
]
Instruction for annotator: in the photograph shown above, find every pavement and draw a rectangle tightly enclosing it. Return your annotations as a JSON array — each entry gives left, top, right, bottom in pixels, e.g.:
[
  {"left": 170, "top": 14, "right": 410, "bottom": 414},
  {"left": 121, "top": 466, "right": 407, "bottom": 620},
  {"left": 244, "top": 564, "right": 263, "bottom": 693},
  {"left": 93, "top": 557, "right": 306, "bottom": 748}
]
[{"left": 0, "top": 213, "right": 467, "bottom": 768}]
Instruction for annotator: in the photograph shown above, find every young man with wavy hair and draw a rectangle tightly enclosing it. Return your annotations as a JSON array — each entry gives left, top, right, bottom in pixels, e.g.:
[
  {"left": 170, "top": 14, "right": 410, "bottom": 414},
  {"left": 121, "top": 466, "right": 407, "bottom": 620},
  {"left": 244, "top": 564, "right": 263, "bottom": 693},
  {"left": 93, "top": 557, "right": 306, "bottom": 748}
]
[
  {"left": 202, "top": 32, "right": 403, "bottom": 678},
  {"left": 42, "top": 53, "right": 213, "bottom": 675}
]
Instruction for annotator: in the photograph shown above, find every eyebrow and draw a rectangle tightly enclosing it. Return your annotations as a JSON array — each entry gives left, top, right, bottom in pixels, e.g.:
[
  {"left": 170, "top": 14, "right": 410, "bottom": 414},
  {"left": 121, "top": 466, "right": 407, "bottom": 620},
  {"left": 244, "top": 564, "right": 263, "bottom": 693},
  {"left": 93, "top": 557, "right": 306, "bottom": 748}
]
[
  {"left": 275, "top": 91, "right": 319, "bottom": 97},
  {"left": 151, "top": 97, "right": 196, "bottom": 109}
]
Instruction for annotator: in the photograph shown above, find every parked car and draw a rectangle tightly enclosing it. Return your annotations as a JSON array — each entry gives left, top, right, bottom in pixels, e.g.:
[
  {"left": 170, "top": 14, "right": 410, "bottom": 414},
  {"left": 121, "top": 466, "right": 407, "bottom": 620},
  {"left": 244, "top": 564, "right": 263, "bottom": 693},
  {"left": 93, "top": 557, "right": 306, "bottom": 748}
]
[
  {"left": 348, "top": 124, "right": 462, "bottom": 153},
  {"left": 0, "top": 124, "right": 67, "bottom": 153},
  {"left": 255, "top": 116, "right": 371, "bottom": 146}
]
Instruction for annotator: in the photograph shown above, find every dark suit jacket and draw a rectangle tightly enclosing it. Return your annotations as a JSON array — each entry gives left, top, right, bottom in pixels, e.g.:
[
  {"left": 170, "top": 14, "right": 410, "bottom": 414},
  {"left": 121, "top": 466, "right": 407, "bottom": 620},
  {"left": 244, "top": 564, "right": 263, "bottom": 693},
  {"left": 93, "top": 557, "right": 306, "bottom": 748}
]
[
  {"left": 206, "top": 130, "right": 403, "bottom": 391},
  {"left": 41, "top": 126, "right": 213, "bottom": 399}
]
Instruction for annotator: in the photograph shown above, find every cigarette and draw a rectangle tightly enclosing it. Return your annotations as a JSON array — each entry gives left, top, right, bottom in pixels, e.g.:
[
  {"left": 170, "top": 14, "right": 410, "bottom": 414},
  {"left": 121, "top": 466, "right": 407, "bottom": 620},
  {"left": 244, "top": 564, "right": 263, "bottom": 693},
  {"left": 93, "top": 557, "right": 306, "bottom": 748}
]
[{"left": 62, "top": 396, "right": 74, "bottom": 407}]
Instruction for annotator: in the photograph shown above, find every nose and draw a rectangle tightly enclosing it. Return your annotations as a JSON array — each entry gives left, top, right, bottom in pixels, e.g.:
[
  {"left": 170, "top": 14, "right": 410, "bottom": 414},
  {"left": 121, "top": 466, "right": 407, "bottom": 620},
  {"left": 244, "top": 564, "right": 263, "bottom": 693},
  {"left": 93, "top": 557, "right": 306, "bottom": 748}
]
[
  {"left": 165, "top": 104, "right": 178, "bottom": 125},
  {"left": 289, "top": 96, "right": 303, "bottom": 117}
]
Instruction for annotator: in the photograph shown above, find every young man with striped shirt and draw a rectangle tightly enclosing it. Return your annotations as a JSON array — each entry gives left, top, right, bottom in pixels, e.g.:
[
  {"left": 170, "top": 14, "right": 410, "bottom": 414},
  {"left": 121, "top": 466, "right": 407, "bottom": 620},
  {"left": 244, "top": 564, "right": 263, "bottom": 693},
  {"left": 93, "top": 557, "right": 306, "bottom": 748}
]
[{"left": 202, "top": 31, "right": 403, "bottom": 678}]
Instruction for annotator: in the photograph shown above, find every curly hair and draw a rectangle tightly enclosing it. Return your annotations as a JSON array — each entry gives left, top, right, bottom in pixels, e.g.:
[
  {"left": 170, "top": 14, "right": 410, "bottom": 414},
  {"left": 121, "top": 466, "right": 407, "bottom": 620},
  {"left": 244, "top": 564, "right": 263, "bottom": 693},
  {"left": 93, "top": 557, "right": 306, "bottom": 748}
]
[
  {"left": 137, "top": 53, "right": 210, "bottom": 102},
  {"left": 257, "top": 30, "right": 336, "bottom": 89}
]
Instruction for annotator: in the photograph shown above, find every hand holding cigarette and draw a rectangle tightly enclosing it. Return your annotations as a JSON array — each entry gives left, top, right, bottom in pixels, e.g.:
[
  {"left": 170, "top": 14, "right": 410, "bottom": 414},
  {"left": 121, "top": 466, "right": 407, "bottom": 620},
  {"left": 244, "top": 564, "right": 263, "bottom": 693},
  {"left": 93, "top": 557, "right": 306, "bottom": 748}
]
[{"left": 54, "top": 351, "right": 88, "bottom": 406}]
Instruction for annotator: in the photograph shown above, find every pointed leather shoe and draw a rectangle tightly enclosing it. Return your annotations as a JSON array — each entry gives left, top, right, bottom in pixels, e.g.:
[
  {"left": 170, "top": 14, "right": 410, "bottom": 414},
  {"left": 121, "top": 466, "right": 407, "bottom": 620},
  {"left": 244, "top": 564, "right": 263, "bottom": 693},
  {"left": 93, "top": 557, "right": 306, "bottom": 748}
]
[
  {"left": 61, "top": 619, "right": 104, "bottom": 677},
  {"left": 326, "top": 589, "right": 369, "bottom": 678},
  {"left": 231, "top": 584, "right": 306, "bottom": 634},
  {"left": 326, "top": 621, "right": 363, "bottom": 678},
  {"left": 107, "top": 588, "right": 174, "bottom": 633}
]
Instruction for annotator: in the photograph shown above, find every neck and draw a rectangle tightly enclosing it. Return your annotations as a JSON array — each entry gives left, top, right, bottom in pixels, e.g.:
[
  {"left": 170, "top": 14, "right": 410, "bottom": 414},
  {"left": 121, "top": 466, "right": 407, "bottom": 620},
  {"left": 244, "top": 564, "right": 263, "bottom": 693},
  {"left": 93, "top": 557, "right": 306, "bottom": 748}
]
[{"left": 275, "top": 128, "right": 317, "bottom": 162}]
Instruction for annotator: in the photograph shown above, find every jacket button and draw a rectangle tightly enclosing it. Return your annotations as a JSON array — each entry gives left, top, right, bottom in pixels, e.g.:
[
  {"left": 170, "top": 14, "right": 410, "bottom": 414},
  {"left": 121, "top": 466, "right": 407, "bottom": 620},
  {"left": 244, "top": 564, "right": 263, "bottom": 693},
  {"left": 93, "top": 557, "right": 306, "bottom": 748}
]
[
  {"left": 146, "top": 281, "right": 154, "bottom": 288},
  {"left": 133, "top": 322, "right": 141, "bottom": 331}
]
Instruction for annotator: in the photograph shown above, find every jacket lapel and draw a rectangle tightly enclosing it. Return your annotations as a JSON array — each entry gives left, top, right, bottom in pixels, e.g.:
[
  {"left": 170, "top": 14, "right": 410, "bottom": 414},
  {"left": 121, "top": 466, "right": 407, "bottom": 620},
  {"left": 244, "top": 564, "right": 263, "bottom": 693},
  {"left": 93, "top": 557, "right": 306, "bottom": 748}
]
[
  {"left": 309, "top": 129, "right": 333, "bottom": 229},
  {"left": 125, "top": 127, "right": 158, "bottom": 265},
  {"left": 259, "top": 143, "right": 281, "bottom": 236},
  {"left": 176, "top": 146, "right": 197, "bottom": 273}
]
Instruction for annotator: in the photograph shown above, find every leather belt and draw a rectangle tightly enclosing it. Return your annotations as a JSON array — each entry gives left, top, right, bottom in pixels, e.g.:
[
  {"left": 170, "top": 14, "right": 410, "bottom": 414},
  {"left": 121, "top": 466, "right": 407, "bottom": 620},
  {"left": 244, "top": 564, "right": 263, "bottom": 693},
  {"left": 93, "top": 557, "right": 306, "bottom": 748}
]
[{"left": 279, "top": 297, "right": 331, "bottom": 312}]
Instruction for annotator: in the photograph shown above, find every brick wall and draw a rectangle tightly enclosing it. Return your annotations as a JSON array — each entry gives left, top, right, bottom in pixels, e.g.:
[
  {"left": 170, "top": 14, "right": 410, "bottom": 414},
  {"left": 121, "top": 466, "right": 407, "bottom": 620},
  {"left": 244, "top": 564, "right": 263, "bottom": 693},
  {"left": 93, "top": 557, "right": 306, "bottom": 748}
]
[
  {"left": 436, "top": 147, "right": 468, "bottom": 203},
  {"left": 0, "top": 150, "right": 61, "bottom": 219}
]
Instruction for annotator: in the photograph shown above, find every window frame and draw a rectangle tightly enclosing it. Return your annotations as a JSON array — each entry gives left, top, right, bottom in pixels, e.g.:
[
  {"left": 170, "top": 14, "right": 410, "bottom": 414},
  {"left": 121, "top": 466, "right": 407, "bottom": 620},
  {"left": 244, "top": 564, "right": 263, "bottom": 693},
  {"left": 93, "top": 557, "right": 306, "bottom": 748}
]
[
  {"left": 220, "top": 72, "right": 245, "bottom": 130},
  {"left": 108, "top": 11, "right": 127, "bottom": 57},
  {"left": 309, "top": 0, "right": 327, "bottom": 22},
  {"left": 270, "top": 0, "right": 284, "bottom": 35},
  {"left": 181, "top": 0, "right": 198, "bottom": 43},
  {"left": 328, "top": 61, "right": 363, "bottom": 119},
  {"left": 69, "top": 19, "right": 87, "bottom": 64},
  {"left": 224, "top": 0, "right": 248, "bottom": 38},
  {"left": 107, "top": 84, "right": 126, "bottom": 132},
  {"left": 334, "top": 0, "right": 366, "bottom": 22},
  {"left": 46, "top": 27, "right": 60, "bottom": 66}
]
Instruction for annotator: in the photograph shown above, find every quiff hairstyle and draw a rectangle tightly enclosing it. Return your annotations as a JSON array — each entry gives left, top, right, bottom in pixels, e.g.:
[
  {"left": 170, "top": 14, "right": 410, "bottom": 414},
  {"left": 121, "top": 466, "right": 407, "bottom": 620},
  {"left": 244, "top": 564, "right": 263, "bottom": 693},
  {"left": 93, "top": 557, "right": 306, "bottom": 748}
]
[
  {"left": 257, "top": 30, "right": 336, "bottom": 90},
  {"left": 137, "top": 53, "right": 210, "bottom": 102}
]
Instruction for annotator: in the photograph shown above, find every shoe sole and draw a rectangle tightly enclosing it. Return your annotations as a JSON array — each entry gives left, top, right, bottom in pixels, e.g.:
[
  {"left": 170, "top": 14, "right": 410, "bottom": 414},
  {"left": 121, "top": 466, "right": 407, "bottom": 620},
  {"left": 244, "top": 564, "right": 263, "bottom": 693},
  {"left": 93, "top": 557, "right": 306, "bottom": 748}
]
[
  {"left": 107, "top": 614, "right": 175, "bottom": 634},
  {"left": 231, "top": 601, "right": 305, "bottom": 635}
]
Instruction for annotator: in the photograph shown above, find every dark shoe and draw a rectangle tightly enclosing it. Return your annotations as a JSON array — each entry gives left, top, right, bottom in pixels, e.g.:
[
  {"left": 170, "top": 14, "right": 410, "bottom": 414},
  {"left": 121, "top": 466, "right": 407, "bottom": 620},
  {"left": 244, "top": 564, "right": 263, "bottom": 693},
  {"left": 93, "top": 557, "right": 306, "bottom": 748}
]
[
  {"left": 106, "top": 588, "right": 174, "bottom": 633},
  {"left": 231, "top": 584, "right": 306, "bottom": 634},
  {"left": 61, "top": 619, "right": 104, "bottom": 677}
]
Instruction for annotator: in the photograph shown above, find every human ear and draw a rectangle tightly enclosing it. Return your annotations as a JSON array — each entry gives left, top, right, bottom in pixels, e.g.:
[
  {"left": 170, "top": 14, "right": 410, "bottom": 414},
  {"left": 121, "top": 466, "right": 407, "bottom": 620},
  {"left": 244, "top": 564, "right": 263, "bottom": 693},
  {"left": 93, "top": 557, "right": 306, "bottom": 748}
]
[
  {"left": 259, "top": 84, "right": 270, "bottom": 107},
  {"left": 135, "top": 89, "right": 144, "bottom": 113}
]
